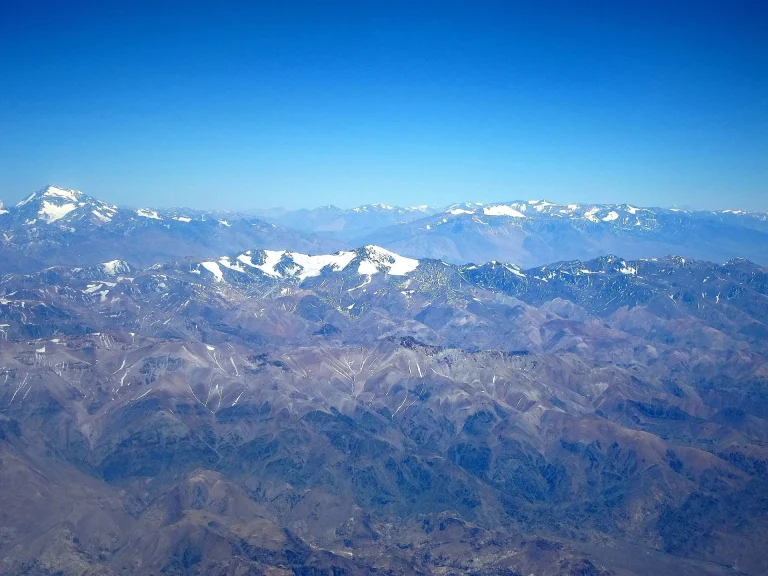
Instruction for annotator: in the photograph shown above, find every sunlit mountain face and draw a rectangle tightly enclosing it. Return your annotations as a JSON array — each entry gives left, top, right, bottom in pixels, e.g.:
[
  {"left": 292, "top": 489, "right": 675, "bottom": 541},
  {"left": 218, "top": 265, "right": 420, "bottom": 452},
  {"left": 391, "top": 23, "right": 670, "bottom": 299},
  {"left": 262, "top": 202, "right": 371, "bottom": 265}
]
[{"left": 1, "top": 187, "right": 767, "bottom": 575}]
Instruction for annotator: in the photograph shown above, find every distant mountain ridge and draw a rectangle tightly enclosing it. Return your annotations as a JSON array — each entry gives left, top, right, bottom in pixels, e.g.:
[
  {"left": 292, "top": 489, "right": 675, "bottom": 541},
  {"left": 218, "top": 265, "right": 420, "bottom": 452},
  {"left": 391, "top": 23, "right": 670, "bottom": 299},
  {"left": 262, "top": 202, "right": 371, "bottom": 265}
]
[
  {"left": 2, "top": 186, "right": 767, "bottom": 276},
  {"left": 249, "top": 202, "right": 438, "bottom": 239},
  {"left": 353, "top": 199, "right": 768, "bottom": 266},
  {"left": 0, "top": 186, "right": 345, "bottom": 274}
]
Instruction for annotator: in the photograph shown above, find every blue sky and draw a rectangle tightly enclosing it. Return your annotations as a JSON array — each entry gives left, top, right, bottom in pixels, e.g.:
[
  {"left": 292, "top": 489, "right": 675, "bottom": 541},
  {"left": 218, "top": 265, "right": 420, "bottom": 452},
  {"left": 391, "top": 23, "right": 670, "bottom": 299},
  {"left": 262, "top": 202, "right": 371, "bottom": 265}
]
[{"left": 1, "top": 1, "right": 766, "bottom": 210}]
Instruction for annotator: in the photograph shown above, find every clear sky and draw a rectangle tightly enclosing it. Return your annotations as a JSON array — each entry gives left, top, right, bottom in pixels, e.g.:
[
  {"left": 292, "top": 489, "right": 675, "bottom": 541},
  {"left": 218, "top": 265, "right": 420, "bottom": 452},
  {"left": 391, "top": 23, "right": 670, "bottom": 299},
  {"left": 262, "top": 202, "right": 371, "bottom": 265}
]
[{"left": 1, "top": 0, "right": 766, "bottom": 210}]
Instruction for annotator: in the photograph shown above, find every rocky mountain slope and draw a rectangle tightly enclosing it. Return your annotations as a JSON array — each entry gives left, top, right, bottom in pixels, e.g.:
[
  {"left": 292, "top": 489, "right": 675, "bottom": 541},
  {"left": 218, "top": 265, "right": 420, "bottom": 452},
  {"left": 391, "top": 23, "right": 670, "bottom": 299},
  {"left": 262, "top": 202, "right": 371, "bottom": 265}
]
[
  {"left": 0, "top": 186, "right": 344, "bottom": 274},
  {"left": 1, "top": 246, "right": 766, "bottom": 575}
]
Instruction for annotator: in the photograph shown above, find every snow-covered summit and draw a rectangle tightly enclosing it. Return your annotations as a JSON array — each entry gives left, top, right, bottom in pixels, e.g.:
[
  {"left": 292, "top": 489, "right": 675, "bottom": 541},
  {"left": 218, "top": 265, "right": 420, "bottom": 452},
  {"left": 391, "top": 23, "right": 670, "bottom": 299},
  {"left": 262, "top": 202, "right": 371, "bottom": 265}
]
[
  {"left": 11, "top": 185, "right": 120, "bottom": 225},
  {"left": 102, "top": 260, "right": 133, "bottom": 276},
  {"left": 16, "top": 185, "right": 84, "bottom": 207},
  {"left": 7, "top": 185, "right": 213, "bottom": 229},
  {"left": 196, "top": 245, "right": 420, "bottom": 283}
]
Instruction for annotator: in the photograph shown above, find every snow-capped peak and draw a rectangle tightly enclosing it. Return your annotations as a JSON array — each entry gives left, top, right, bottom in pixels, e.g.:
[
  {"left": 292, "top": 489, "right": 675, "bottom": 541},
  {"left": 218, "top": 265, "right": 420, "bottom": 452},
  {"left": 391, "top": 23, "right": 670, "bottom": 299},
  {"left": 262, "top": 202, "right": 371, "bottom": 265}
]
[
  {"left": 102, "top": 260, "right": 132, "bottom": 276},
  {"left": 10, "top": 185, "right": 124, "bottom": 226},
  {"left": 40, "top": 185, "right": 83, "bottom": 202},
  {"left": 357, "top": 245, "right": 419, "bottom": 275},
  {"left": 136, "top": 208, "right": 162, "bottom": 220},
  {"left": 16, "top": 185, "right": 82, "bottom": 207},
  {"left": 197, "top": 245, "right": 420, "bottom": 283}
]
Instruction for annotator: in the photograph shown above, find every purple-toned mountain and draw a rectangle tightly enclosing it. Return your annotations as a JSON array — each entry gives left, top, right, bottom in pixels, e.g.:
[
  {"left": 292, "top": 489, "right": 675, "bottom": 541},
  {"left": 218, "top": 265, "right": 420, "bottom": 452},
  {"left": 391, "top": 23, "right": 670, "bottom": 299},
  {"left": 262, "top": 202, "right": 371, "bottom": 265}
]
[{"left": 1, "top": 247, "right": 766, "bottom": 574}]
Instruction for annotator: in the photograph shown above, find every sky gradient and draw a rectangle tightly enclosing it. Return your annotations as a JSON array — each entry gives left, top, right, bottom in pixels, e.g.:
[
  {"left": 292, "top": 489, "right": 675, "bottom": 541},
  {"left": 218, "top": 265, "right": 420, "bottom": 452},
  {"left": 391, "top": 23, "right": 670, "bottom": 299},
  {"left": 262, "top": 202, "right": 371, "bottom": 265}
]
[{"left": 1, "top": 1, "right": 766, "bottom": 210}]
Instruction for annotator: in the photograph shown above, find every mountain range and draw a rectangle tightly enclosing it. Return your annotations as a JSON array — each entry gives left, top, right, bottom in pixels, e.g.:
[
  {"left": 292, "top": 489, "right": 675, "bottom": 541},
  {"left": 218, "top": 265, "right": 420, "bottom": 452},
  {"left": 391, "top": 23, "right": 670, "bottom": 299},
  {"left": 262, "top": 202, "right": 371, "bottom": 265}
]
[
  {"left": 1, "top": 186, "right": 767, "bottom": 575},
  {"left": 2, "top": 186, "right": 767, "bottom": 274},
  {"left": 0, "top": 187, "right": 344, "bottom": 274}
]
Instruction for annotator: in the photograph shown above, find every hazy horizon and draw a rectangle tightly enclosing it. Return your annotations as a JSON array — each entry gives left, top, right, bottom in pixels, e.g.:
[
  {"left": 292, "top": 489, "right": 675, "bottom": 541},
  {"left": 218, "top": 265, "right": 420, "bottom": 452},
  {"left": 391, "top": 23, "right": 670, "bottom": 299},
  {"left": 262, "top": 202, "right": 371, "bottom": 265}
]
[{"left": 2, "top": 182, "right": 766, "bottom": 214}]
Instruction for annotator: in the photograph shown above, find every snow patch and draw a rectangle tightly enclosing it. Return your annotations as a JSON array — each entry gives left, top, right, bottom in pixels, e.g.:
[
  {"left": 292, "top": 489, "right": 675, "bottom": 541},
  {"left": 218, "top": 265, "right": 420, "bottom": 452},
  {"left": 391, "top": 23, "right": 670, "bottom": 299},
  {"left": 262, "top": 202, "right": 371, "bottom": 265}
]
[
  {"left": 136, "top": 208, "right": 161, "bottom": 220},
  {"left": 483, "top": 205, "right": 526, "bottom": 218},
  {"left": 503, "top": 264, "right": 526, "bottom": 278},
  {"left": 201, "top": 261, "right": 224, "bottom": 282},
  {"left": 218, "top": 256, "right": 248, "bottom": 274},
  {"left": 41, "top": 186, "right": 81, "bottom": 201},
  {"left": 619, "top": 264, "right": 637, "bottom": 275},
  {"left": 91, "top": 210, "right": 111, "bottom": 222},
  {"left": 358, "top": 245, "right": 419, "bottom": 276},
  {"left": 39, "top": 200, "right": 77, "bottom": 223},
  {"left": 103, "top": 260, "right": 129, "bottom": 276},
  {"left": 236, "top": 249, "right": 358, "bottom": 280},
  {"left": 238, "top": 250, "right": 284, "bottom": 277},
  {"left": 584, "top": 207, "right": 600, "bottom": 222},
  {"left": 289, "top": 251, "right": 357, "bottom": 279},
  {"left": 206, "top": 246, "right": 419, "bottom": 282},
  {"left": 533, "top": 200, "right": 555, "bottom": 212},
  {"left": 16, "top": 192, "right": 38, "bottom": 207}
]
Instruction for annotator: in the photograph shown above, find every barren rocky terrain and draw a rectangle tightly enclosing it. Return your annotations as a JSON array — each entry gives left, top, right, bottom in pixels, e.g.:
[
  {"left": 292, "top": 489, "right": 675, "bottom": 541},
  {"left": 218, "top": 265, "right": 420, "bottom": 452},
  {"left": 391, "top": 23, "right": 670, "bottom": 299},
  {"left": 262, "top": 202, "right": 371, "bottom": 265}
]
[{"left": 1, "top": 240, "right": 766, "bottom": 575}]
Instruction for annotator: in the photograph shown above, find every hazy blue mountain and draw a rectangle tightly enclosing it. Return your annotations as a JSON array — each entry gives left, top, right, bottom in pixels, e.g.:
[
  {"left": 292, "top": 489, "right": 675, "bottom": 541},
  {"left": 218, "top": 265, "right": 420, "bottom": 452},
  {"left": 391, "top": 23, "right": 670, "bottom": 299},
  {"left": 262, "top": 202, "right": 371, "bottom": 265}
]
[
  {"left": 352, "top": 200, "right": 768, "bottom": 266},
  {"left": 251, "top": 202, "right": 438, "bottom": 240},
  {"left": 0, "top": 186, "right": 346, "bottom": 274}
]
